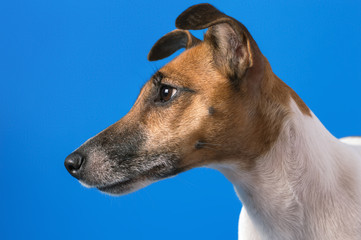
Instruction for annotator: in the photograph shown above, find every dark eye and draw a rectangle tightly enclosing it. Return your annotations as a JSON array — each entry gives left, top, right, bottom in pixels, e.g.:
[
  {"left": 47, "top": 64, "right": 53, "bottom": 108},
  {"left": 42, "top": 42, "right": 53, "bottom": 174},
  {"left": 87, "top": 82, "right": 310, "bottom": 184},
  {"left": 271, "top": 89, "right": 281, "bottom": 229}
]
[{"left": 158, "top": 85, "right": 177, "bottom": 103}]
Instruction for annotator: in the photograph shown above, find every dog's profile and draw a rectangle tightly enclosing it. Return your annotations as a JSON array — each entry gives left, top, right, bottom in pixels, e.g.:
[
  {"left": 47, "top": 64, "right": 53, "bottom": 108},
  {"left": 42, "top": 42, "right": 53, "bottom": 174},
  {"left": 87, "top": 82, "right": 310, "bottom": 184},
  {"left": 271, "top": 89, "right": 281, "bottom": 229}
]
[{"left": 65, "top": 4, "right": 361, "bottom": 239}]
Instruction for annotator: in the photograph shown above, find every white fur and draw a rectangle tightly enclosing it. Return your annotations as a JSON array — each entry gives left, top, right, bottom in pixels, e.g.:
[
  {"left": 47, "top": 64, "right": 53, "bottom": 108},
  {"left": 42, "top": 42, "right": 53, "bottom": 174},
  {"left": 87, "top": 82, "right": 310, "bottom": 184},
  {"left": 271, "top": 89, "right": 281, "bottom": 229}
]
[
  {"left": 79, "top": 181, "right": 92, "bottom": 188},
  {"left": 211, "top": 100, "right": 361, "bottom": 239},
  {"left": 340, "top": 136, "right": 361, "bottom": 146}
]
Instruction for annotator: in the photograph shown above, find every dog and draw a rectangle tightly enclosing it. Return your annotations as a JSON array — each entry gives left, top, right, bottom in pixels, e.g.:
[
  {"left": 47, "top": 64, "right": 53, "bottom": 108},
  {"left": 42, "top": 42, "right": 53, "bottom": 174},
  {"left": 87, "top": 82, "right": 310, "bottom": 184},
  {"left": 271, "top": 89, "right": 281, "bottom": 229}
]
[{"left": 65, "top": 4, "right": 361, "bottom": 239}]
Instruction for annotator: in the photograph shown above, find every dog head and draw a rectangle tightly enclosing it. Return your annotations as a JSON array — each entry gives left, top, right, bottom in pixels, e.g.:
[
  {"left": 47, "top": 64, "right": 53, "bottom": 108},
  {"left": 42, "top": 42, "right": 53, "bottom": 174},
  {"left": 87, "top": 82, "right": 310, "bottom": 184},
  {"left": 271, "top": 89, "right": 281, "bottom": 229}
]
[{"left": 64, "top": 4, "right": 308, "bottom": 195}]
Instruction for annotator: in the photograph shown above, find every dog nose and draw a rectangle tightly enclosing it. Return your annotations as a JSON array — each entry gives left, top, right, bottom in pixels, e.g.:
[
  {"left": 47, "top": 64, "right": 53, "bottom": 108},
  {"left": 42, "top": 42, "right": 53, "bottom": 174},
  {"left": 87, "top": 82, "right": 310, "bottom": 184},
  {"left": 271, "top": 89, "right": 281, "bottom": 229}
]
[{"left": 64, "top": 152, "right": 85, "bottom": 179}]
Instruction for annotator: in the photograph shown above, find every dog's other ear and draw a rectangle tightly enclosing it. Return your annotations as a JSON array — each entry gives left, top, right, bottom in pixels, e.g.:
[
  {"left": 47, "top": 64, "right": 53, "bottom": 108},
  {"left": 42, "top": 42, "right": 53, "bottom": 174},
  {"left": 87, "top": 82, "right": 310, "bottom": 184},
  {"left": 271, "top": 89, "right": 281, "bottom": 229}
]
[
  {"left": 176, "top": 4, "right": 264, "bottom": 88},
  {"left": 148, "top": 29, "right": 201, "bottom": 61}
]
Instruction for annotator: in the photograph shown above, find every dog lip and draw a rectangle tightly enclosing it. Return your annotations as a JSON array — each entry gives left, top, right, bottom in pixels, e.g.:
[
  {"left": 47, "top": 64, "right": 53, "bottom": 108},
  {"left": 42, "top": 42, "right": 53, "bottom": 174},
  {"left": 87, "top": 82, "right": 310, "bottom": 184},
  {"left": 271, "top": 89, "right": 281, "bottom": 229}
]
[
  {"left": 79, "top": 180, "right": 92, "bottom": 188},
  {"left": 97, "top": 179, "right": 133, "bottom": 191}
]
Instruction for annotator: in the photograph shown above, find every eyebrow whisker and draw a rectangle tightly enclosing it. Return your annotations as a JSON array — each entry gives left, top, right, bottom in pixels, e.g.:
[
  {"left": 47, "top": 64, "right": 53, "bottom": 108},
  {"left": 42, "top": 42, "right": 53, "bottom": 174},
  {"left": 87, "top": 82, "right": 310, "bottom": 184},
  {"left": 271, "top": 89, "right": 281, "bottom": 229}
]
[{"left": 152, "top": 71, "right": 165, "bottom": 85}]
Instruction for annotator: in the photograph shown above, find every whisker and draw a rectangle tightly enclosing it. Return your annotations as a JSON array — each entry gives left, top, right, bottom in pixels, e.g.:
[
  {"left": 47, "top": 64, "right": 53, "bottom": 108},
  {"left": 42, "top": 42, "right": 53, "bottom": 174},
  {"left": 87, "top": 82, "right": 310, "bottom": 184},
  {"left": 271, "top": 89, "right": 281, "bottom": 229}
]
[
  {"left": 202, "top": 145, "right": 218, "bottom": 150},
  {"left": 195, "top": 141, "right": 222, "bottom": 149},
  {"left": 201, "top": 142, "right": 222, "bottom": 146}
]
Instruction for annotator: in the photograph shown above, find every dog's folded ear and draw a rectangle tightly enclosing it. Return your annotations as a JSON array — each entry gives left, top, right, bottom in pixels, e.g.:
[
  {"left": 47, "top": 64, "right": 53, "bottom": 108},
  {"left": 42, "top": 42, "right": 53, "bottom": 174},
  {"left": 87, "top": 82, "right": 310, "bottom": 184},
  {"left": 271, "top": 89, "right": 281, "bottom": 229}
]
[
  {"left": 176, "top": 3, "right": 230, "bottom": 31},
  {"left": 176, "top": 3, "right": 263, "bottom": 87},
  {"left": 148, "top": 29, "right": 201, "bottom": 61}
]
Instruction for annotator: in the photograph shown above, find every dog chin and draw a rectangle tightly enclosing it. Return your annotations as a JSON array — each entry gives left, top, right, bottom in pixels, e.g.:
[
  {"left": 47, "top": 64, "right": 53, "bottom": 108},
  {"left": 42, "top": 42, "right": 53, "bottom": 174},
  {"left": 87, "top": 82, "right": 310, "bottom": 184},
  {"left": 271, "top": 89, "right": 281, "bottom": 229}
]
[{"left": 96, "top": 179, "right": 153, "bottom": 196}]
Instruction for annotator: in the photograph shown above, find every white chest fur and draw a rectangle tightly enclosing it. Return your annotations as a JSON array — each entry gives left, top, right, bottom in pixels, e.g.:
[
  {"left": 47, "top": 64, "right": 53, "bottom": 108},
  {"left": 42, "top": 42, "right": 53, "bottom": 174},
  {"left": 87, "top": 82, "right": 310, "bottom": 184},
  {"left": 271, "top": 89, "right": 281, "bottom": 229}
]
[{"left": 211, "top": 100, "right": 361, "bottom": 240}]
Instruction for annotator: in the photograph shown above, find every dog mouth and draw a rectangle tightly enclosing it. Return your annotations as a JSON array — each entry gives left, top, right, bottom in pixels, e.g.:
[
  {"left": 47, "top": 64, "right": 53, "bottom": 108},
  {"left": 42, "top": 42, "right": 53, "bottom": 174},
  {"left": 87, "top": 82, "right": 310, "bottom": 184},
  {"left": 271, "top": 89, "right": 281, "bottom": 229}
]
[
  {"left": 79, "top": 177, "right": 138, "bottom": 195},
  {"left": 97, "top": 179, "right": 134, "bottom": 194},
  {"left": 77, "top": 154, "right": 184, "bottom": 195},
  {"left": 93, "top": 167, "right": 182, "bottom": 195},
  {"left": 95, "top": 177, "right": 154, "bottom": 196}
]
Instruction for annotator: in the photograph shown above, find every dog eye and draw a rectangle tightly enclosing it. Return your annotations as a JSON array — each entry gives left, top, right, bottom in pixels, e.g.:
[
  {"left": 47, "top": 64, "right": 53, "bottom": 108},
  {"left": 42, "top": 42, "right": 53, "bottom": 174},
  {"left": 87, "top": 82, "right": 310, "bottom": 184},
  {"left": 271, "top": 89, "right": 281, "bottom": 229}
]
[{"left": 159, "top": 85, "right": 177, "bottom": 102}]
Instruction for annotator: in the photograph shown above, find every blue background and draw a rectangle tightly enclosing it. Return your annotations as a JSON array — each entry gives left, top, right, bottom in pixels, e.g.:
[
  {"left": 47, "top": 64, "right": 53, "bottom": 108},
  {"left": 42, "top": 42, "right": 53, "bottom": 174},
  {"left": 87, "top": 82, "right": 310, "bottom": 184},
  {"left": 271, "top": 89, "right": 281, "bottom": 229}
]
[{"left": 1, "top": 1, "right": 360, "bottom": 239}]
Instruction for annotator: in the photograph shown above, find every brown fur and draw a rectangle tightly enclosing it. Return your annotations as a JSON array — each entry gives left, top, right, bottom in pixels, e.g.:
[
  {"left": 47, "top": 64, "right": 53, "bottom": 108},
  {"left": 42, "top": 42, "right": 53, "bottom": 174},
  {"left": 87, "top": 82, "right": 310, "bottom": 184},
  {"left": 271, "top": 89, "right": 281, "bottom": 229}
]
[{"left": 124, "top": 39, "right": 311, "bottom": 171}]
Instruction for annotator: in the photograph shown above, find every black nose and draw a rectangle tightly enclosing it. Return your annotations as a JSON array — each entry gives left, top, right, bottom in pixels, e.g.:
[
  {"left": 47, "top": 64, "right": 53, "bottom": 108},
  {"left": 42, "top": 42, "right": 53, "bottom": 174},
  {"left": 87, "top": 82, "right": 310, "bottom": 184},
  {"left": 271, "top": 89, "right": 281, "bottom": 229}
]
[{"left": 64, "top": 152, "right": 85, "bottom": 179}]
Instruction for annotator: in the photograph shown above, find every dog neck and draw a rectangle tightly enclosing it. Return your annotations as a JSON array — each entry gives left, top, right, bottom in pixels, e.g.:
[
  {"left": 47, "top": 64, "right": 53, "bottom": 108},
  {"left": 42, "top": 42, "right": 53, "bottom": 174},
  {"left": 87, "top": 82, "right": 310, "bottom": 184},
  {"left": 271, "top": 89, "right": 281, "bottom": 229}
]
[{"left": 210, "top": 99, "right": 361, "bottom": 239}]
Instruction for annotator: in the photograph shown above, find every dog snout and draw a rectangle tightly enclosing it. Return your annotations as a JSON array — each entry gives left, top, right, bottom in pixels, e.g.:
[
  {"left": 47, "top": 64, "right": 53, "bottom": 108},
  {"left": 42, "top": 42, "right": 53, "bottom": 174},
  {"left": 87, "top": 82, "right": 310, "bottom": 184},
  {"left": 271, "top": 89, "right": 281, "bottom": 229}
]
[{"left": 64, "top": 152, "right": 85, "bottom": 179}]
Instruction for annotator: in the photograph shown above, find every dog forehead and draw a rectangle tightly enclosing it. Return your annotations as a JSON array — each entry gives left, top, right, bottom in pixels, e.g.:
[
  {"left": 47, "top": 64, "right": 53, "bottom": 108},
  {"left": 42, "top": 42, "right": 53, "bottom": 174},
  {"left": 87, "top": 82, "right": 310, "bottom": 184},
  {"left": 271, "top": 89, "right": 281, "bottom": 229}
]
[{"left": 160, "top": 43, "right": 225, "bottom": 87}]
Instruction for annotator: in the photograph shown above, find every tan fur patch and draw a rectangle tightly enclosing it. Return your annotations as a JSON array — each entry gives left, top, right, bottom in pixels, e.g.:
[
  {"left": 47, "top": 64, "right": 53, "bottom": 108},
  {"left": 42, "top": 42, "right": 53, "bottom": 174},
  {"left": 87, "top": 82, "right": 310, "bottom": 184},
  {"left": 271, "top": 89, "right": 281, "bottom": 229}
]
[{"left": 127, "top": 41, "right": 311, "bottom": 171}]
